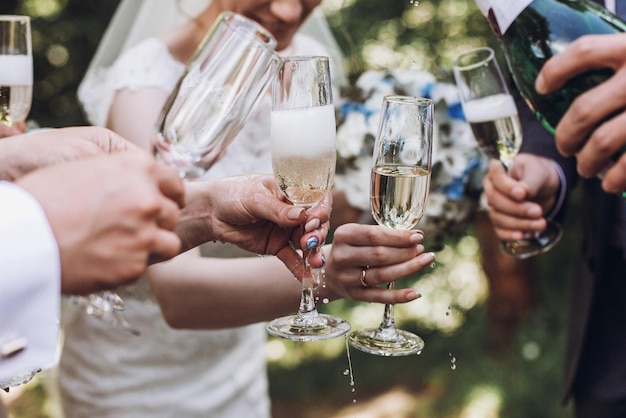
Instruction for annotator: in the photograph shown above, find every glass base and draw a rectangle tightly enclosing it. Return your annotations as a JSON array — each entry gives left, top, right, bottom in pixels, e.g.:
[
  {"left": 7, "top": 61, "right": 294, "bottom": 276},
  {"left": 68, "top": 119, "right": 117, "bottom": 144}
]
[
  {"left": 66, "top": 292, "right": 140, "bottom": 336},
  {"left": 266, "top": 313, "right": 350, "bottom": 341},
  {"left": 500, "top": 221, "right": 563, "bottom": 259},
  {"left": 348, "top": 327, "right": 425, "bottom": 357}
]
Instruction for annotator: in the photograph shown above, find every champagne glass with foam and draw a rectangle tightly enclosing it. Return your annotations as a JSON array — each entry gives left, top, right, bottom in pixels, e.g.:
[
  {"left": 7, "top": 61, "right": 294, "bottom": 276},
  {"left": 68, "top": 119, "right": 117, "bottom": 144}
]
[
  {"left": 453, "top": 46, "right": 562, "bottom": 258},
  {"left": 266, "top": 56, "right": 350, "bottom": 341},
  {"left": 0, "top": 15, "right": 32, "bottom": 127},
  {"left": 348, "top": 95, "right": 433, "bottom": 356}
]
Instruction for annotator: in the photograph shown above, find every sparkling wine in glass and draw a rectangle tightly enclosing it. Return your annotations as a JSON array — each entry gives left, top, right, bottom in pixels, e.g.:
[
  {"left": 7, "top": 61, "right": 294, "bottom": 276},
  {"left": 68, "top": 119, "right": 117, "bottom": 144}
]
[
  {"left": 0, "top": 15, "right": 32, "bottom": 127},
  {"left": 453, "top": 46, "right": 562, "bottom": 259},
  {"left": 348, "top": 95, "right": 433, "bottom": 356},
  {"left": 266, "top": 56, "right": 350, "bottom": 341}
]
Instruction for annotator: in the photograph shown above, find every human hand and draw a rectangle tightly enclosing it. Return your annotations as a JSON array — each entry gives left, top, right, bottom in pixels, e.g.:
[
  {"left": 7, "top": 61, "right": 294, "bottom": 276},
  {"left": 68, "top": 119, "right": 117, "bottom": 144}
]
[
  {"left": 0, "top": 126, "right": 142, "bottom": 181},
  {"left": 179, "top": 174, "right": 331, "bottom": 280},
  {"left": 15, "top": 152, "right": 185, "bottom": 294},
  {"left": 535, "top": 33, "right": 626, "bottom": 193},
  {"left": 0, "top": 122, "right": 26, "bottom": 138},
  {"left": 482, "top": 155, "right": 560, "bottom": 241},
  {"left": 322, "top": 223, "right": 434, "bottom": 305}
]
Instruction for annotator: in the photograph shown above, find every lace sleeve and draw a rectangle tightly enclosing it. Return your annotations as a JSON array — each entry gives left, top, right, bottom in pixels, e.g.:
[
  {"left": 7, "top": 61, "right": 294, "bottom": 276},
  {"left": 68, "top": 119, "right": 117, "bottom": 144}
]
[{"left": 78, "top": 38, "right": 185, "bottom": 127}]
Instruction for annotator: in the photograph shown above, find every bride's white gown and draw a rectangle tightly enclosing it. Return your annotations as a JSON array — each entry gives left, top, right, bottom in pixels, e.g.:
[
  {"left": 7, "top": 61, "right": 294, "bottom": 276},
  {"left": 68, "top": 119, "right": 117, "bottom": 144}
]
[{"left": 59, "top": 34, "right": 329, "bottom": 418}]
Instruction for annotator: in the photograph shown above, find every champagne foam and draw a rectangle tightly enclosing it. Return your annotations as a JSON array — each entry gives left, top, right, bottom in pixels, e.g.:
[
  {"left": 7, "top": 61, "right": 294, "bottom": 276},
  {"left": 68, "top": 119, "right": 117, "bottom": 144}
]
[
  {"left": 0, "top": 55, "right": 33, "bottom": 85},
  {"left": 462, "top": 93, "right": 517, "bottom": 123},
  {"left": 271, "top": 104, "right": 336, "bottom": 156}
]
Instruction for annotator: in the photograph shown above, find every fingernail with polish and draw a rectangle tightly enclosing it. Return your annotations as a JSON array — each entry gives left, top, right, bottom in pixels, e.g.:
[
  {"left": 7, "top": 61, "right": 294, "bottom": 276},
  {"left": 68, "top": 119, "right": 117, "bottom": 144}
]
[
  {"left": 410, "top": 232, "right": 424, "bottom": 244},
  {"left": 304, "top": 218, "right": 320, "bottom": 232},
  {"left": 421, "top": 252, "right": 436, "bottom": 264},
  {"left": 407, "top": 289, "right": 422, "bottom": 301},
  {"left": 288, "top": 207, "right": 304, "bottom": 220},
  {"left": 306, "top": 237, "right": 319, "bottom": 250}
]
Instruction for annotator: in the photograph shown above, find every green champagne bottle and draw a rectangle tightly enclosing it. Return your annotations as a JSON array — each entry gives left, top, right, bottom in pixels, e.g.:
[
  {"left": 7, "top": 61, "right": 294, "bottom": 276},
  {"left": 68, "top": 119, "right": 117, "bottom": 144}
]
[{"left": 474, "top": 0, "right": 626, "bottom": 135}]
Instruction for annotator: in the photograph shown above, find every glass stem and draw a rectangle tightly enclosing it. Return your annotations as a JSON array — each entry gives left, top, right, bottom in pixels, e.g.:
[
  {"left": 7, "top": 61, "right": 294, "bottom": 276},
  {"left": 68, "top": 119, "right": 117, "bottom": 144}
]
[
  {"left": 378, "top": 282, "right": 397, "bottom": 331},
  {"left": 295, "top": 222, "right": 320, "bottom": 322}
]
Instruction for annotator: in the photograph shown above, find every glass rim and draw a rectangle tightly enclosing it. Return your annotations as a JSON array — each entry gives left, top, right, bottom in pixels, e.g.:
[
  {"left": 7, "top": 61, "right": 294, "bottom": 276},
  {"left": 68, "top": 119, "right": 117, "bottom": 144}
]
[
  {"left": 280, "top": 55, "right": 329, "bottom": 63},
  {"left": 218, "top": 11, "right": 276, "bottom": 49},
  {"left": 0, "top": 15, "right": 30, "bottom": 22},
  {"left": 453, "top": 46, "right": 495, "bottom": 71},
  {"left": 383, "top": 95, "right": 433, "bottom": 106}
]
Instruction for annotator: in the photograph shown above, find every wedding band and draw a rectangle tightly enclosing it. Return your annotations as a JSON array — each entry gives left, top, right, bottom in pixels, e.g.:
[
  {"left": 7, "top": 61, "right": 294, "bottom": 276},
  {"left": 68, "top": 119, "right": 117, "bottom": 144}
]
[{"left": 359, "top": 266, "right": 370, "bottom": 287}]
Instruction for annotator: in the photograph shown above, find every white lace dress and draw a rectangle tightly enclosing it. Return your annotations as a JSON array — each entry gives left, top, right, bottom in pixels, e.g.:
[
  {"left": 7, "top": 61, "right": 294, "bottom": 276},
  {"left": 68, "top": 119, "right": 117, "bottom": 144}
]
[{"left": 59, "top": 34, "right": 329, "bottom": 418}]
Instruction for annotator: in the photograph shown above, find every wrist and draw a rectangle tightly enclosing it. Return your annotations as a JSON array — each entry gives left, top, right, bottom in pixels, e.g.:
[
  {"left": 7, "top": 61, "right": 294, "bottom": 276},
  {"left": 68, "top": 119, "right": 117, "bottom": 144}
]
[{"left": 176, "top": 182, "right": 215, "bottom": 253}]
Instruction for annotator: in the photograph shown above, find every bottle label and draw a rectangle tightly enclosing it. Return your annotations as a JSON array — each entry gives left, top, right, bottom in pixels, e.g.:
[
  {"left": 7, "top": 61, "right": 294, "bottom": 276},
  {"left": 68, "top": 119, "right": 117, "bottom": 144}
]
[{"left": 474, "top": 0, "right": 533, "bottom": 33}]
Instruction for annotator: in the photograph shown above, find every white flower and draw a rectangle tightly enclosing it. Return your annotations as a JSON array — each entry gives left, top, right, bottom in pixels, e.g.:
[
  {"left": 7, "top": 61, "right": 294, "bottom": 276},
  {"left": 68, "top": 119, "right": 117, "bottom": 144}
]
[{"left": 336, "top": 111, "right": 370, "bottom": 159}]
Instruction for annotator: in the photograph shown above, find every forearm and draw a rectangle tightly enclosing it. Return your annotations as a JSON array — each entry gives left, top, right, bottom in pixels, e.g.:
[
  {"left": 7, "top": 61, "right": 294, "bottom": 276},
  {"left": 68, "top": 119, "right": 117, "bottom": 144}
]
[{"left": 150, "top": 250, "right": 305, "bottom": 329}]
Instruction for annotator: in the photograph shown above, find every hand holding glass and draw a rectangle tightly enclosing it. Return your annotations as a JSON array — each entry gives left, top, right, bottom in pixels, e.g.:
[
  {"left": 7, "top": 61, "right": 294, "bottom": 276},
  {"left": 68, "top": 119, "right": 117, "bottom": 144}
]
[
  {"left": 453, "top": 47, "right": 562, "bottom": 259},
  {"left": 348, "top": 95, "right": 433, "bottom": 356},
  {"left": 266, "top": 56, "right": 350, "bottom": 341}
]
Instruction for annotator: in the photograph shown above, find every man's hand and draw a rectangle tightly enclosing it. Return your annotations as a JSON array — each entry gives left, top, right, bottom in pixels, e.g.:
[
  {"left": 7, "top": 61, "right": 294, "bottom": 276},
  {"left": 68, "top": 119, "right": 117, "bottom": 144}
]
[
  {"left": 0, "top": 126, "right": 143, "bottom": 181},
  {"left": 16, "top": 152, "right": 185, "bottom": 294},
  {"left": 536, "top": 33, "right": 626, "bottom": 193}
]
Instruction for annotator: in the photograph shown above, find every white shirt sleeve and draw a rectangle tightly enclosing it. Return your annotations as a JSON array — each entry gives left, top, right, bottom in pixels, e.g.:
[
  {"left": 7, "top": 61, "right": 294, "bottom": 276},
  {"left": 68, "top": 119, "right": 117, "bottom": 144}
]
[{"left": 0, "top": 181, "right": 61, "bottom": 381}]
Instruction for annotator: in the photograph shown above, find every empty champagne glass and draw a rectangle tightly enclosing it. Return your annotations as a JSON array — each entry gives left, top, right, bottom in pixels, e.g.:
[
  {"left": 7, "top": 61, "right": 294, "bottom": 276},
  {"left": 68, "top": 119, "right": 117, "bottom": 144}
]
[
  {"left": 154, "top": 11, "right": 283, "bottom": 179},
  {"left": 453, "top": 46, "right": 562, "bottom": 259},
  {"left": 266, "top": 56, "right": 351, "bottom": 341},
  {"left": 348, "top": 95, "right": 433, "bottom": 356},
  {"left": 0, "top": 15, "right": 32, "bottom": 127},
  {"left": 69, "top": 12, "right": 282, "bottom": 335}
]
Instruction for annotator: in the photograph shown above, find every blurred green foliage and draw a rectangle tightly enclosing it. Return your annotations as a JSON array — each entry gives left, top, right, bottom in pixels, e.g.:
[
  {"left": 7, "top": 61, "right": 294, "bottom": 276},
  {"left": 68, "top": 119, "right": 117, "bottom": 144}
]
[
  {"left": 1, "top": 1, "right": 577, "bottom": 417},
  {"left": 0, "top": 0, "right": 120, "bottom": 128}
]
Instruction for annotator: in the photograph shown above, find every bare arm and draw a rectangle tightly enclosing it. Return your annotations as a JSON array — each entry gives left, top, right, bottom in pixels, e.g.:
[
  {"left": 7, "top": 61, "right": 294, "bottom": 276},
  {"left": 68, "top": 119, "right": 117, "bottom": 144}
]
[
  {"left": 106, "top": 87, "right": 169, "bottom": 152},
  {"left": 151, "top": 223, "right": 434, "bottom": 329}
]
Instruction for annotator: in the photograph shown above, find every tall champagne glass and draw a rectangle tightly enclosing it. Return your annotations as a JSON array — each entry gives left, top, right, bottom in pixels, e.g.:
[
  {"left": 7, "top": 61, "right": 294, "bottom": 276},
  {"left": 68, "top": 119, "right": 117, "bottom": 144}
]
[
  {"left": 69, "top": 12, "right": 282, "bottom": 335},
  {"left": 266, "top": 56, "right": 351, "bottom": 341},
  {"left": 348, "top": 95, "right": 433, "bottom": 356},
  {"left": 0, "top": 15, "right": 32, "bottom": 127},
  {"left": 453, "top": 47, "right": 563, "bottom": 259}
]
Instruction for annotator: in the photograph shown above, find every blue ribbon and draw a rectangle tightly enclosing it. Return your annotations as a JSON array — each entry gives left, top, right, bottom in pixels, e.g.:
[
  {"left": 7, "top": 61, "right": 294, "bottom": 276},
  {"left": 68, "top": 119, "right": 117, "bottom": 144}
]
[
  {"left": 440, "top": 157, "right": 481, "bottom": 200},
  {"left": 340, "top": 102, "right": 374, "bottom": 122}
]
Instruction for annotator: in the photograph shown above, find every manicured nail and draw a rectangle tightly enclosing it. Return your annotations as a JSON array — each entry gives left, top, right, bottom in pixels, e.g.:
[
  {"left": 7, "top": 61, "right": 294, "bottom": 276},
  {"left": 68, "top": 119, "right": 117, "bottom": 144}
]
[
  {"left": 410, "top": 232, "right": 424, "bottom": 244},
  {"left": 306, "top": 237, "right": 319, "bottom": 250},
  {"left": 407, "top": 289, "right": 422, "bottom": 301},
  {"left": 420, "top": 252, "right": 436, "bottom": 264},
  {"left": 304, "top": 218, "right": 320, "bottom": 232},
  {"left": 288, "top": 207, "right": 305, "bottom": 220}
]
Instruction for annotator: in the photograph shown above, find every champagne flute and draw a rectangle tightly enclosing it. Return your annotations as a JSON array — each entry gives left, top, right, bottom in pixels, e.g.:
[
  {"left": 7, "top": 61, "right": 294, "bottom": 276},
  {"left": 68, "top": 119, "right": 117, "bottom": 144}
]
[
  {"left": 266, "top": 56, "right": 351, "bottom": 341},
  {"left": 348, "top": 95, "right": 433, "bottom": 356},
  {"left": 69, "top": 12, "right": 282, "bottom": 335},
  {"left": 453, "top": 46, "right": 563, "bottom": 259},
  {"left": 154, "top": 11, "right": 282, "bottom": 179},
  {"left": 0, "top": 15, "right": 32, "bottom": 127}
]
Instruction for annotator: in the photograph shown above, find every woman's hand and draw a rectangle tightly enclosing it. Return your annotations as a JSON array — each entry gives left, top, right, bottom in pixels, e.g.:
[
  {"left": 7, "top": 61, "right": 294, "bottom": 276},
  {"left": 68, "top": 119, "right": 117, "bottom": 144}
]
[
  {"left": 178, "top": 174, "right": 331, "bottom": 280},
  {"left": 322, "top": 223, "right": 435, "bottom": 305}
]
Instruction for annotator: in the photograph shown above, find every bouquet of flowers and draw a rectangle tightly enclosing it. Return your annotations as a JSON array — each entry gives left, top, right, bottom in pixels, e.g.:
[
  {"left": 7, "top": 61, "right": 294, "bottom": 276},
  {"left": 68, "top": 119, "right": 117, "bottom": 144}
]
[{"left": 334, "top": 69, "right": 487, "bottom": 248}]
